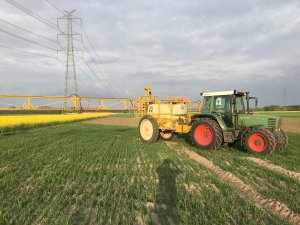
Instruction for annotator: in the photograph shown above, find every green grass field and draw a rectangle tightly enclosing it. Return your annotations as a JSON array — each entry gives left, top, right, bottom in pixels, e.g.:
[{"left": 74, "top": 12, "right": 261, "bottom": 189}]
[
  {"left": 176, "top": 135, "right": 300, "bottom": 214},
  {"left": 253, "top": 111, "right": 300, "bottom": 118},
  {"left": 1, "top": 118, "right": 299, "bottom": 225}
]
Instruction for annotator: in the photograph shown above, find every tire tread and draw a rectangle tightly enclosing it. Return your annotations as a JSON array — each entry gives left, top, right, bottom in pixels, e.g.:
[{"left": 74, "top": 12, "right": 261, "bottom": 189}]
[
  {"left": 275, "top": 130, "right": 288, "bottom": 151},
  {"left": 243, "top": 127, "right": 276, "bottom": 154},
  {"left": 190, "top": 117, "right": 223, "bottom": 149},
  {"left": 139, "top": 116, "right": 159, "bottom": 143}
]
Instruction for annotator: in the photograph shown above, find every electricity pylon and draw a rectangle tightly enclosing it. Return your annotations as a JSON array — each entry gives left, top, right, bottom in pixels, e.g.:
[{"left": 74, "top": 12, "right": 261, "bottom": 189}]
[
  {"left": 57, "top": 10, "right": 82, "bottom": 108},
  {"left": 283, "top": 87, "right": 287, "bottom": 110}
]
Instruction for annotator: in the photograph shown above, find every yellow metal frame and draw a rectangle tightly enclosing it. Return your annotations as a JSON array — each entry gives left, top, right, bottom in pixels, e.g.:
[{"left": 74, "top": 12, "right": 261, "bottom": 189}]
[
  {"left": 0, "top": 95, "right": 134, "bottom": 112},
  {"left": 0, "top": 86, "right": 201, "bottom": 117}
]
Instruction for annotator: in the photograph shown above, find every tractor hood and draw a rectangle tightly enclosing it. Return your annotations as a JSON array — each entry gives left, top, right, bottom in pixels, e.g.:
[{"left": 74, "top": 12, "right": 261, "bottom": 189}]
[{"left": 238, "top": 114, "right": 281, "bottom": 129}]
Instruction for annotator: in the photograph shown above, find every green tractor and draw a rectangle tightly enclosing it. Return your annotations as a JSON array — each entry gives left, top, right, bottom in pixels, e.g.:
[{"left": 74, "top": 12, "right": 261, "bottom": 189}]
[
  {"left": 139, "top": 89, "right": 288, "bottom": 154},
  {"left": 189, "top": 90, "right": 288, "bottom": 154}
]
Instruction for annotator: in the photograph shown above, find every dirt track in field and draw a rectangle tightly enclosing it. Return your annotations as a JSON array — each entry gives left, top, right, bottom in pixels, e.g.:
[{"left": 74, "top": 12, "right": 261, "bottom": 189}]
[
  {"left": 245, "top": 157, "right": 300, "bottom": 181},
  {"left": 87, "top": 117, "right": 300, "bottom": 133},
  {"left": 165, "top": 142, "right": 300, "bottom": 225},
  {"left": 281, "top": 118, "right": 300, "bottom": 133}
]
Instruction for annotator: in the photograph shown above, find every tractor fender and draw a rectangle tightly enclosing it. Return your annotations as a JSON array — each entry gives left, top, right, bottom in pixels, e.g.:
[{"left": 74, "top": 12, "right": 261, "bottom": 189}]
[{"left": 191, "top": 114, "right": 227, "bottom": 130}]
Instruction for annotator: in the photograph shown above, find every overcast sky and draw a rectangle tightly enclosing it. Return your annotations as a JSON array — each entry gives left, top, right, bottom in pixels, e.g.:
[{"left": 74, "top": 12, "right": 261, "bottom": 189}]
[{"left": 0, "top": 0, "right": 299, "bottom": 106}]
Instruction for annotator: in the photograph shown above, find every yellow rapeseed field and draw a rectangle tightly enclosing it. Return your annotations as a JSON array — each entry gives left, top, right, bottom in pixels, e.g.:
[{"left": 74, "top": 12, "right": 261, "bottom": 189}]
[{"left": 0, "top": 113, "right": 111, "bottom": 128}]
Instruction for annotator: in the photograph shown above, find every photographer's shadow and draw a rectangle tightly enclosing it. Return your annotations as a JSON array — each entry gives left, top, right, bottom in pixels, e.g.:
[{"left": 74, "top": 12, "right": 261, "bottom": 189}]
[{"left": 155, "top": 159, "right": 181, "bottom": 224}]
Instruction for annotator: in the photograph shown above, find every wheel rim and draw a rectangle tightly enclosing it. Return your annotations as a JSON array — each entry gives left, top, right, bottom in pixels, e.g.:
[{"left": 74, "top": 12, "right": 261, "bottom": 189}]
[
  {"left": 194, "top": 124, "right": 213, "bottom": 146},
  {"left": 140, "top": 119, "right": 154, "bottom": 141},
  {"left": 248, "top": 133, "right": 267, "bottom": 152},
  {"left": 160, "top": 132, "right": 172, "bottom": 139}
]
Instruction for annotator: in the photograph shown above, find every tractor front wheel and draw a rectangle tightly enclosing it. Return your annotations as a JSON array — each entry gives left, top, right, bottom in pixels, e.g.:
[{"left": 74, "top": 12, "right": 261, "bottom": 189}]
[
  {"left": 190, "top": 118, "right": 223, "bottom": 149},
  {"left": 139, "top": 116, "right": 159, "bottom": 143},
  {"left": 243, "top": 128, "right": 275, "bottom": 154},
  {"left": 275, "top": 130, "right": 288, "bottom": 151}
]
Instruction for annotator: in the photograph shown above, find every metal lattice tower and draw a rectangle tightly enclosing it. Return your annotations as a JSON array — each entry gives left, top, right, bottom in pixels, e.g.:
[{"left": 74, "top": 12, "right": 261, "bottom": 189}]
[
  {"left": 283, "top": 87, "right": 287, "bottom": 109},
  {"left": 57, "top": 10, "right": 82, "bottom": 101}
]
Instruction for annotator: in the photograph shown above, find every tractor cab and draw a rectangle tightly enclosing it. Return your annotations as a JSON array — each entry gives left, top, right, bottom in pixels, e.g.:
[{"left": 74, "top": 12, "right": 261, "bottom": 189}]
[
  {"left": 200, "top": 90, "right": 280, "bottom": 130},
  {"left": 201, "top": 90, "right": 250, "bottom": 128}
]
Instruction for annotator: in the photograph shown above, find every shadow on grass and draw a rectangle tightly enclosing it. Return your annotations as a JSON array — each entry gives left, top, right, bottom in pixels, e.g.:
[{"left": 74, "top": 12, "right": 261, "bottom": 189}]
[{"left": 155, "top": 159, "right": 181, "bottom": 224}]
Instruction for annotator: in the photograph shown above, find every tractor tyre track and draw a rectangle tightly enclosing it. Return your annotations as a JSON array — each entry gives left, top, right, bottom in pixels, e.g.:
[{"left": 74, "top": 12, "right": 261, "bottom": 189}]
[
  {"left": 245, "top": 157, "right": 300, "bottom": 181},
  {"left": 165, "top": 142, "right": 300, "bottom": 225}
]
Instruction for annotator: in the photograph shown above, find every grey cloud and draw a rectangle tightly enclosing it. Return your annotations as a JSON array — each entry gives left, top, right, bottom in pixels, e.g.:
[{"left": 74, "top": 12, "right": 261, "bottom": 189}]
[{"left": 0, "top": 0, "right": 299, "bottom": 106}]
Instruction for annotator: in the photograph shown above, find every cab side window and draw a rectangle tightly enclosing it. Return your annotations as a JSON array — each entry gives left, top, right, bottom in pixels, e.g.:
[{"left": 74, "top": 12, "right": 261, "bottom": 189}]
[
  {"left": 213, "top": 96, "right": 231, "bottom": 113},
  {"left": 215, "top": 97, "right": 225, "bottom": 110}
]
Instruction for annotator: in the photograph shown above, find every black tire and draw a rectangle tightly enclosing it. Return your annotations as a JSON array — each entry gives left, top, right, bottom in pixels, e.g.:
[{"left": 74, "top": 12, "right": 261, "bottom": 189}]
[
  {"left": 160, "top": 131, "right": 176, "bottom": 141},
  {"left": 189, "top": 118, "right": 223, "bottom": 149},
  {"left": 139, "top": 116, "right": 159, "bottom": 143},
  {"left": 243, "top": 127, "right": 275, "bottom": 154},
  {"left": 274, "top": 130, "right": 288, "bottom": 151}
]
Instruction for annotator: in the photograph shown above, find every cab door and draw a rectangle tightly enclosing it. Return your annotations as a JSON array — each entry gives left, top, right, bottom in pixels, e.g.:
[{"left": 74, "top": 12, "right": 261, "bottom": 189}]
[{"left": 212, "top": 96, "right": 233, "bottom": 128}]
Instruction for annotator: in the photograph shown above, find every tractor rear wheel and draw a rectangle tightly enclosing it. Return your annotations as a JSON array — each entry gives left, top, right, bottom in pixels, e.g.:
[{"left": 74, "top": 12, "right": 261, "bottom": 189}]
[
  {"left": 160, "top": 131, "right": 175, "bottom": 141},
  {"left": 275, "top": 130, "right": 288, "bottom": 151},
  {"left": 139, "top": 116, "right": 159, "bottom": 143},
  {"left": 243, "top": 128, "right": 275, "bottom": 154},
  {"left": 190, "top": 118, "right": 223, "bottom": 149}
]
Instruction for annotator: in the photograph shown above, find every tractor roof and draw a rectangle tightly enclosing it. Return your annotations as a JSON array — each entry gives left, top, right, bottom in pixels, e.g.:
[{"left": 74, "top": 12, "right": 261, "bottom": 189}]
[{"left": 202, "top": 90, "right": 246, "bottom": 97}]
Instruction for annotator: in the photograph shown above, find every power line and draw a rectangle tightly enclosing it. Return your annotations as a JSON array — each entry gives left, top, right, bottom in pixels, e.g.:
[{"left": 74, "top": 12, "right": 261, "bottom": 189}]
[
  {"left": 0, "top": 18, "right": 57, "bottom": 43},
  {"left": 57, "top": 60, "right": 101, "bottom": 97},
  {"left": 81, "top": 42, "right": 123, "bottom": 97},
  {"left": 77, "top": 68, "right": 105, "bottom": 97},
  {"left": 45, "top": 0, "right": 123, "bottom": 97},
  {"left": 81, "top": 29, "right": 123, "bottom": 96},
  {"left": 8, "top": 0, "right": 122, "bottom": 97},
  {"left": 83, "top": 60, "right": 115, "bottom": 96},
  {"left": 45, "top": 0, "right": 82, "bottom": 43},
  {"left": 46, "top": 0, "right": 123, "bottom": 97},
  {"left": 59, "top": 58, "right": 111, "bottom": 97},
  {"left": 77, "top": 76, "right": 99, "bottom": 97},
  {"left": 3, "top": 1, "right": 103, "bottom": 98},
  {"left": 6, "top": 0, "right": 59, "bottom": 32},
  {"left": 76, "top": 55, "right": 114, "bottom": 96},
  {"left": 45, "top": 0, "right": 64, "bottom": 15},
  {"left": 0, "top": 44, "right": 56, "bottom": 58},
  {"left": 0, "top": 28, "right": 57, "bottom": 51},
  {"left": 81, "top": 43, "right": 121, "bottom": 96},
  {"left": 60, "top": 57, "right": 113, "bottom": 97},
  {"left": 5, "top": 0, "right": 64, "bottom": 49},
  {"left": 76, "top": 62, "right": 99, "bottom": 85},
  {"left": 7, "top": 0, "right": 81, "bottom": 45},
  {"left": 44, "top": 1, "right": 110, "bottom": 97}
]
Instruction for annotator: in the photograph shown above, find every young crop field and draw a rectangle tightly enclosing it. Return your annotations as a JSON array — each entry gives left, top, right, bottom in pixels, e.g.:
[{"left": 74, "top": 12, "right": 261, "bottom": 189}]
[
  {"left": 253, "top": 111, "right": 300, "bottom": 118},
  {"left": 0, "top": 115, "right": 299, "bottom": 225}
]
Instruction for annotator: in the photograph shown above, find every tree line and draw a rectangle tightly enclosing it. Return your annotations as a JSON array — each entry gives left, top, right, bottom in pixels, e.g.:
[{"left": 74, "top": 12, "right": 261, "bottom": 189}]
[{"left": 257, "top": 105, "right": 300, "bottom": 111}]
